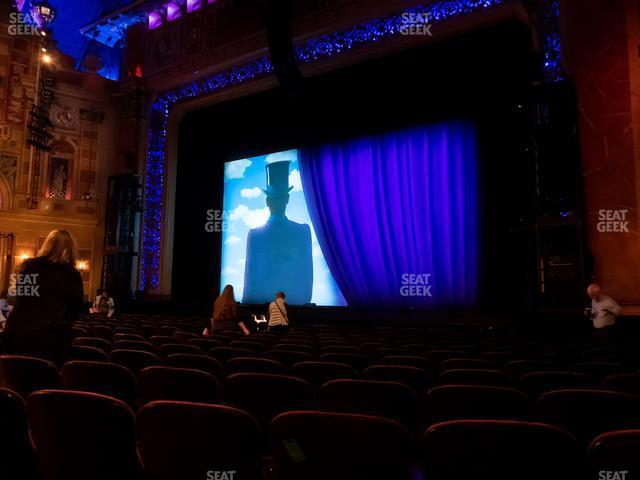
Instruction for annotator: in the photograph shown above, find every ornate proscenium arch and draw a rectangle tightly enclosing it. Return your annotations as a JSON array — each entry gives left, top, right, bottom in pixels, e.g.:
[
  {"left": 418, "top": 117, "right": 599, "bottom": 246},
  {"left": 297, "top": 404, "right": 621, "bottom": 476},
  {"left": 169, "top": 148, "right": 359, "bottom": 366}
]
[{"left": 140, "top": 0, "right": 563, "bottom": 292}]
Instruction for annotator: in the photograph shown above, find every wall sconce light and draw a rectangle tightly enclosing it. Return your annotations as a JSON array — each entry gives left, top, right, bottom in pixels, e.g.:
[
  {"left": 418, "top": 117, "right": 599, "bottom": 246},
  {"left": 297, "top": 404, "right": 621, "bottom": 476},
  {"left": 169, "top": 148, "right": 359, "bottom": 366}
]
[{"left": 76, "top": 260, "right": 89, "bottom": 271}]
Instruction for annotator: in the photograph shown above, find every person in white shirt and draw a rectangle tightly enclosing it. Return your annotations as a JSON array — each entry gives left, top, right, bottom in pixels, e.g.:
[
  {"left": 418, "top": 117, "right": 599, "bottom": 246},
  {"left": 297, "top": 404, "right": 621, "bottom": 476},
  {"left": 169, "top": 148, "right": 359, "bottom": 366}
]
[
  {"left": 587, "top": 283, "right": 622, "bottom": 341},
  {"left": 91, "top": 290, "right": 115, "bottom": 318},
  {"left": 268, "top": 292, "right": 289, "bottom": 332}
]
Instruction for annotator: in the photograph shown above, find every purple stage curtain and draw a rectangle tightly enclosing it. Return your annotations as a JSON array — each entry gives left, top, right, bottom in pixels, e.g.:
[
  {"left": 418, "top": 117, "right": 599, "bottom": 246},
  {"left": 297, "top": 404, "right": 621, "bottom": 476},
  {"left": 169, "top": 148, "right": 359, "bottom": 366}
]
[{"left": 299, "top": 121, "right": 479, "bottom": 308}]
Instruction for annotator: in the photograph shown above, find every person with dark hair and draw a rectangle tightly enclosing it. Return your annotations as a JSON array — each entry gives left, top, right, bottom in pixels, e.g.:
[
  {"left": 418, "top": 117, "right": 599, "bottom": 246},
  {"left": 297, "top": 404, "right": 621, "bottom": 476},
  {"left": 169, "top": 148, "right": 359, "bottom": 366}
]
[
  {"left": 3, "top": 229, "right": 84, "bottom": 365},
  {"left": 211, "top": 284, "right": 250, "bottom": 335},
  {"left": 268, "top": 292, "right": 290, "bottom": 332},
  {"left": 91, "top": 289, "right": 115, "bottom": 318}
]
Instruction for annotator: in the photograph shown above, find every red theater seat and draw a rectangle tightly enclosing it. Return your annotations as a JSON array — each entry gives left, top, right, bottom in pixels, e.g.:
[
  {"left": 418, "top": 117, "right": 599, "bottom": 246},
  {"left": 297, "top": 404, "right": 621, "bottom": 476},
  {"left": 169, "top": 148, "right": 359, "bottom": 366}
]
[
  {"left": 73, "top": 336, "right": 113, "bottom": 353},
  {"left": 187, "top": 338, "right": 226, "bottom": 350},
  {"left": 0, "top": 387, "right": 36, "bottom": 478},
  {"left": 503, "top": 360, "right": 560, "bottom": 378},
  {"left": 27, "top": 390, "right": 139, "bottom": 480},
  {"left": 602, "top": 373, "right": 640, "bottom": 397},
  {"left": 173, "top": 331, "right": 200, "bottom": 343},
  {"left": 587, "top": 430, "right": 640, "bottom": 479},
  {"left": 61, "top": 361, "right": 137, "bottom": 407},
  {"left": 422, "top": 419, "right": 578, "bottom": 480},
  {"left": 0, "top": 355, "right": 59, "bottom": 398},
  {"left": 138, "top": 401, "right": 263, "bottom": 480},
  {"left": 166, "top": 353, "right": 223, "bottom": 379},
  {"left": 223, "top": 373, "right": 314, "bottom": 431},
  {"left": 363, "top": 365, "right": 433, "bottom": 393},
  {"left": 111, "top": 349, "right": 162, "bottom": 374},
  {"left": 570, "top": 362, "right": 629, "bottom": 381},
  {"left": 209, "top": 347, "right": 257, "bottom": 363},
  {"left": 535, "top": 389, "right": 640, "bottom": 447},
  {"left": 319, "top": 353, "right": 370, "bottom": 371},
  {"left": 114, "top": 340, "right": 156, "bottom": 353},
  {"left": 138, "top": 366, "right": 220, "bottom": 405},
  {"left": 225, "top": 356, "right": 286, "bottom": 375},
  {"left": 291, "top": 361, "right": 358, "bottom": 390},
  {"left": 438, "top": 368, "right": 512, "bottom": 387},
  {"left": 424, "top": 385, "right": 529, "bottom": 424},
  {"left": 113, "top": 333, "right": 146, "bottom": 342},
  {"left": 69, "top": 345, "right": 109, "bottom": 362},
  {"left": 156, "top": 343, "right": 203, "bottom": 357},
  {"left": 149, "top": 335, "right": 178, "bottom": 347},
  {"left": 319, "top": 379, "right": 418, "bottom": 428},
  {"left": 266, "top": 349, "right": 314, "bottom": 367},
  {"left": 270, "top": 411, "right": 414, "bottom": 480},
  {"left": 379, "top": 355, "right": 433, "bottom": 371},
  {"left": 517, "top": 371, "right": 594, "bottom": 399},
  {"left": 440, "top": 358, "right": 496, "bottom": 372},
  {"left": 229, "top": 340, "right": 269, "bottom": 353}
]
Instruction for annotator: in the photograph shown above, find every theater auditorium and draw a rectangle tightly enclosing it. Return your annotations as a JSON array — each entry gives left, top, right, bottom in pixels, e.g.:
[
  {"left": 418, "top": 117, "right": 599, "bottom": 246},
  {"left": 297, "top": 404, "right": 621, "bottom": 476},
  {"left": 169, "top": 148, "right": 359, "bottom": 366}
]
[{"left": 0, "top": 0, "right": 639, "bottom": 479}]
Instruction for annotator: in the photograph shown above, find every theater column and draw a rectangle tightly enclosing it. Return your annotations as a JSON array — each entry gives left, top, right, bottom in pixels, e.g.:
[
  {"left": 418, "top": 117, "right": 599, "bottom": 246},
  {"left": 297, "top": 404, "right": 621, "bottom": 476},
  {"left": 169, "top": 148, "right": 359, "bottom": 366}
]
[{"left": 561, "top": 0, "right": 640, "bottom": 308}]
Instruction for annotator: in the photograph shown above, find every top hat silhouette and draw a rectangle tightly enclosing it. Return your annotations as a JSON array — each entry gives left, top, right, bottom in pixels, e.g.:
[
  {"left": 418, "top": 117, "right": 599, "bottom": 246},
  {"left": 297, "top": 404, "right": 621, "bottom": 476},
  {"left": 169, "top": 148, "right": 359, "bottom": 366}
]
[{"left": 263, "top": 161, "right": 293, "bottom": 198}]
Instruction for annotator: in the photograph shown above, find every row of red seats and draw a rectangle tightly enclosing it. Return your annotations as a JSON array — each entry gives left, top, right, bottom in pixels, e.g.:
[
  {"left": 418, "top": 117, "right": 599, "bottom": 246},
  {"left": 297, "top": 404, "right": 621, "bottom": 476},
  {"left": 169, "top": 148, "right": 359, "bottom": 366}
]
[{"left": 2, "top": 386, "right": 638, "bottom": 480}]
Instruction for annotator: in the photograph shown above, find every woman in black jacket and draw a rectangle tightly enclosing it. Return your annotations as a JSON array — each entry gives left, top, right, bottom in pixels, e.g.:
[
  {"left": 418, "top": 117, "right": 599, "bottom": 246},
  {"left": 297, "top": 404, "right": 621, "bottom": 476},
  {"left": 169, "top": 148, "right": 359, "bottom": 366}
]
[{"left": 4, "top": 229, "right": 84, "bottom": 365}]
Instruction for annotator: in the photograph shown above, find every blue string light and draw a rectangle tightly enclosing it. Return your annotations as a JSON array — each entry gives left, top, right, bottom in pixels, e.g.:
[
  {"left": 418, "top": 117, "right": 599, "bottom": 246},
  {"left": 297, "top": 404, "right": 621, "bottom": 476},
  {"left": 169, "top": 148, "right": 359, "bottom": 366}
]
[{"left": 141, "top": 0, "right": 564, "bottom": 291}]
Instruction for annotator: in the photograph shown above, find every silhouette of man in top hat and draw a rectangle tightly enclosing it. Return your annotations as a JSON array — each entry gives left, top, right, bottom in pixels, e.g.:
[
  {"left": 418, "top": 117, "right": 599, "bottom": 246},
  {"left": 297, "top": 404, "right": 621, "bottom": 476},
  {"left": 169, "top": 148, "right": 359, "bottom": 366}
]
[{"left": 242, "top": 160, "right": 313, "bottom": 304}]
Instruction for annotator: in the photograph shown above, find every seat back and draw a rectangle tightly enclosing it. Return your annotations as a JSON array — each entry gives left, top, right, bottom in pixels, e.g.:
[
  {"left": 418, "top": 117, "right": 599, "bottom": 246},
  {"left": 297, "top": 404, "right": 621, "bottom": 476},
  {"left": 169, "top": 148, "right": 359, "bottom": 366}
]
[
  {"left": 69, "top": 345, "right": 109, "bottom": 362},
  {"left": 291, "top": 361, "right": 358, "bottom": 390},
  {"left": 422, "top": 419, "right": 578, "bottom": 480},
  {"left": 138, "top": 366, "right": 220, "bottom": 405},
  {"left": 111, "top": 349, "right": 162, "bottom": 374},
  {"left": 0, "top": 388, "right": 35, "bottom": 477},
  {"left": 225, "top": 357, "right": 286, "bottom": 375},
  {"left": 157, "top": 343, "right": 203, "bottom": 357},
  {"left": 61, "top": 361, "right": 137, "bottom": 407},
  {"left": 318, "top": 353, "right": 370, "bottom": 371},
  {"left": 138, "top": 401, "right": 263, "bottom": 480},
  {"left": 223, "top": 373, "right": 314, "bottom": 430},
  {"left": 319, "top": 379, "right": 418, "bottom": 428},
  {"left": 0, "top": 355, "right": 59, "bottom": 397},
  {"left": 602, "top": 373, "right": 640, "bottom": 397},
  {"left": 438, "top": 368, "right": 512, "bottom": 387},
  {"left": 73, "top": 337, "right": 113, "bottom": 353},
  {"left": 517, "top": 371, "right": 594, "bottom": 399},
  {"left": 363, "top": 365, "right": 433, "bottom": 393},
  {"left": 27, "top": 390, "right": 138, "bottom": 480},
  {"left": 166, "top": 353, "right": 223, "bottom": 379},
  {"left": 424, "top": 385, "right": 529, "bottom": 424},
  {"left": 535, "top": 389, "right": 640, "bottom": 447},
  {"left": 587, "top": 430, "right": 640, "bottom": 480},
  {"left": 270, "top": 411, "right": 413, "bottom": 480},
  {"left": 378, "top": 355, "right": 432, "bottom": 371}
]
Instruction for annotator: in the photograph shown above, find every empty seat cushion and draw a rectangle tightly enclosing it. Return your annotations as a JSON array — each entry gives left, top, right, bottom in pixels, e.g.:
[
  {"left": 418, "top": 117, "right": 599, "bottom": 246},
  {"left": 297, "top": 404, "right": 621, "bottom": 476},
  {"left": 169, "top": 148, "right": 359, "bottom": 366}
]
[{"left": 270, "top": 411, "right": 414, "bottom": 480}]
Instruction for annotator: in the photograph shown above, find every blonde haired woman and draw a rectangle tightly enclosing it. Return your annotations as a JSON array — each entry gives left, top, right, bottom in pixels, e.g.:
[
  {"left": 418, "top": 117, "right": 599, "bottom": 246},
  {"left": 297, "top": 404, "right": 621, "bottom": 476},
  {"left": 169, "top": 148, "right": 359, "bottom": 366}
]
[
  {"left": 4, "top": 229, "right": 84, "bottom": 365},
  {"left": 211, "top": 285, "right": 249, "bottom": 335}
]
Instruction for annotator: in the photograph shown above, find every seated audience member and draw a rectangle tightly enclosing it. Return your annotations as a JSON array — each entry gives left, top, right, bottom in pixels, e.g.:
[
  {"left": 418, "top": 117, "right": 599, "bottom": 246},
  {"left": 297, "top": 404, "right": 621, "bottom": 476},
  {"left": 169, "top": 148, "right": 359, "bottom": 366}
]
[
  {"left": 268, "top": 292, "right": 290, "bottom": 332},
  {"left": 3, "top": 229, "right": 84, "bottom": 365},
  {"left": 91, "top": 289, "right": 115, "bottom": 318},
  {"left": 0, "top": 289, "right": 10, "bottom": 333},
  {"left": 587, "top": 283, "right": 622, "bottom": 342},
  {"left": 211, "top": 285, "right": 250, "bottom": 335}
]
